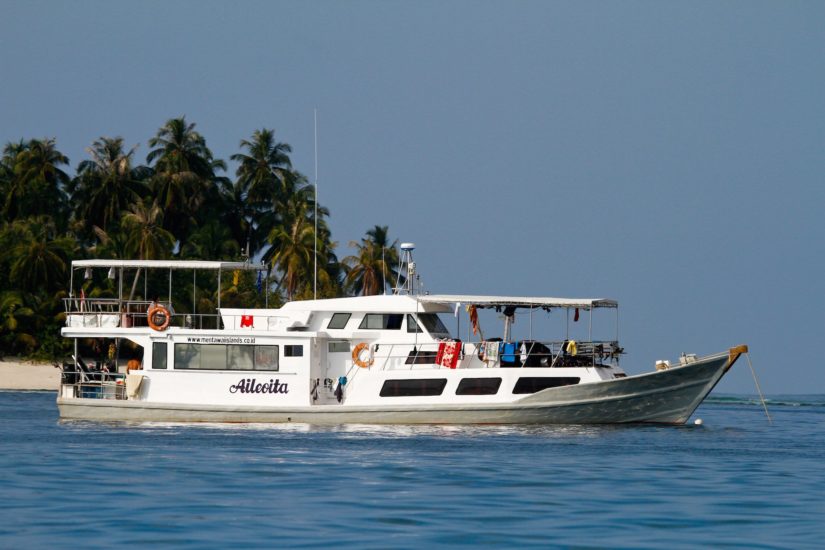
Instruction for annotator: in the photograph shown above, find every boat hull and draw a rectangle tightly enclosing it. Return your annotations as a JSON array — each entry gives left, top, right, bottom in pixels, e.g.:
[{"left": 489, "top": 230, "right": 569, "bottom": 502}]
[{"left": 57, "top": 350, "right": 739, "bottom": 425}]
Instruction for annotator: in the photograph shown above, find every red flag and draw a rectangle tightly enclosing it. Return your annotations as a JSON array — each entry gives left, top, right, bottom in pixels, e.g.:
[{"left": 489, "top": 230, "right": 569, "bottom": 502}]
[
  {"left": 574, "top": 308, "right": 580, "bottom": 322},
  {"left": 240, "top": 315, "right": 254, "bottom": 328}
]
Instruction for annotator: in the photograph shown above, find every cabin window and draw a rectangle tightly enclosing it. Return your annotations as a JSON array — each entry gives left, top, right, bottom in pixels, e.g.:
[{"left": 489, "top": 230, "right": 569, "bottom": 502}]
[
  {"left": 227, "top": 345, "right": 255, "bottom": 370},
  {"left": 174, "top": 344, "right": 279, "bottom": 371},
  {"left": 327, "top": 313, "right": 351, "bottom": 330},
  {"left": 512, "top": 377, "right": 580, "bottom": 394},
  {"left": 329, "top": 341, "right": 350, "bottom": 353},
  {"left": 456, "top": 377, "right": 502, "bottom": 395},
  {"left": 417, "top": 313, "right": 451, "bottom": 336},
  {"left": 254, "top": 346, "right": 279, "bottom": 371},
  {"left": 359, "top": 313, "right": 403, "bottom": 330},
  {"left": 404, "top": 350, "right": 438, "bottom": 364},
  {"left": 406, "top": 314, "right": 422, "bottom": 333},
  {"left": 406, "top": 314, "right": 450, "bottom": 335},
  {"left": 379, "top": 378, "right": 448, "bottom": 397},
  {"left": 152, "top": 342, "right": 167, "bottom": 370},
  {"left": 284, "top": 345, "right": 303, "bottom": 357}
]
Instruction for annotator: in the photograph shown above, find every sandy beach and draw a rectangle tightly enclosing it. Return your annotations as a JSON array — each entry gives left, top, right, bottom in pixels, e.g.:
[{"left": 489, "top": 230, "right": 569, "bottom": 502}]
[{"left": 0, "top": 359, "right": 60, "bottom": 391}]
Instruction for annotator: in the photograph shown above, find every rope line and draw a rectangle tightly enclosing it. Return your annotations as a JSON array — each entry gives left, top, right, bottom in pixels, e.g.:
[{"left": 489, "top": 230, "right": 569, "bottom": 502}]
[{"left": 745, "top": 352, "right": 772, "bottom": 425}]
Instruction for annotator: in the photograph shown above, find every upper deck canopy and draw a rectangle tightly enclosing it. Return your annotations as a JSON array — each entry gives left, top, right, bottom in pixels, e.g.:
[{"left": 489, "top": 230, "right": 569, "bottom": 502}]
[
  {"left": 417, "top": 294, "right": 618, "bottom": 309},
  {"left": 71, "top": 259, "right": 260, "bottom": 271}
]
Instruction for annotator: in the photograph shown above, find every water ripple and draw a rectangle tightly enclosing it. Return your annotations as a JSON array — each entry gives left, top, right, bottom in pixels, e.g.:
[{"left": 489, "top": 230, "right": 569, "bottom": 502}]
[{"left": 0, "top": 392, "right": 823, "bottom": 548}]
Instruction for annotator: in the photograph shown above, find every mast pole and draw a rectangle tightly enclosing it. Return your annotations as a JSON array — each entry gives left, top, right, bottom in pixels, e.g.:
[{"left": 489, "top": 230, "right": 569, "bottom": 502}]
[{"left": 313, "top": 108, "right": 318, "bottom": 300}]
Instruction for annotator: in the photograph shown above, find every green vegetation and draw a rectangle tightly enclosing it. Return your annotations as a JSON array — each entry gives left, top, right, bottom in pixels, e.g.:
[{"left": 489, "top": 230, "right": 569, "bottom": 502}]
[{"left": 0, "top": 116, "right": 400, "bottom": 360}]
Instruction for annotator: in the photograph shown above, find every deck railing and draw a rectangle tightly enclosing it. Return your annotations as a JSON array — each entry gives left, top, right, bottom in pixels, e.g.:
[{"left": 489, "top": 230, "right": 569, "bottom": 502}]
[
  {"left": 59, "top": 360, "right": 127, "bottom": 400},
  {"left": 63, "top": 298, "right": 223, "bottom": 330},
  {"left": 358, "top": 339, "right": 622, "bottom": 371}
]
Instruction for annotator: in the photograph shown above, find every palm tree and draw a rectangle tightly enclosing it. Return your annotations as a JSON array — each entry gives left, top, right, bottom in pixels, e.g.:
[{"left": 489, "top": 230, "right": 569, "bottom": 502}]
[
  {"left": 69, "top": 137, "right": 150, "bottom": 234},
  {"left": 221, "top": 175, "right": 256, "bottom": 259},
  {"left": 121, "top": 199, "right": 176, "bottom": 301},
  {"left": 255, "top": 170, "right": 308, "bottom": 256},
  {"left": 3, "top": 138, "right": 70, "bottom": 226},
  {"left": 7, "top": 216, "right": 75, "bottom": 293},
  {"left": 344, "top": 226, "right": 402, "bottom": 296},
  {"left": 146, "top": 117, "right": 226, "bottom": 242},
  {"left": 265, "top": 194, "right": 316, "bottom": 301},
  {"left": 231, "top": 128, "right": 292, "bottom": 206},
  {"left": 0, "top": 290, "right": 37, "bottom": 355},
  {"left": 121, "top": 199, "right": 175, "bottom": 261},
  {"left": 180, "top": 220, "right": 239, "bottom": 260},
  {"left": 88, "top": 223, "right": 130, "bottom": 260},
  {"left": 0, "top": 141, "right": 26, "bottom": 203}
]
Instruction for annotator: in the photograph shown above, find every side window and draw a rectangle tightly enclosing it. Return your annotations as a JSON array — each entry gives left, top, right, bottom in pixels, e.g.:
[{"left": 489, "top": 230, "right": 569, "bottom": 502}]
[
  {"left": 512, "top": 377, "right": 580, "bottom": 394},
  {"left": 284, "top": 345, "right": 303, "bottom": 357},
  {"left": 173, "top": 344, "right": 279, "bottom": 371},
  {"left": 254, "top": 346, "right": 279, "bottom": 371},
  {"left": 327, "top": 313, "right": 351, "bottom": 330},
  {"left": 359, "top": 314, "right": 403, "bottom": 330},
  {"left": 407, "top": 314, "right": 422, "bottom": 333},
  {"left": 329, "top": 341, "right": 350, "bottom": 353},
  {"left": 379, "top": 379, "right": 448, "bottom": 397},
  {"left": 456, "top": 378, "right": 502, "bottom": 395},
  {"left": 152, "top": 342, "right": 167, "bottom": 370}
]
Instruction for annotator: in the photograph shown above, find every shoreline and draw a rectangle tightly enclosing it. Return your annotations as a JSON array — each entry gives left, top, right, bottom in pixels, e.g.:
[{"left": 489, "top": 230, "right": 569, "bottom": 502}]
[{"left": 0, "top": 359, "right": 60, "bottom": 391}]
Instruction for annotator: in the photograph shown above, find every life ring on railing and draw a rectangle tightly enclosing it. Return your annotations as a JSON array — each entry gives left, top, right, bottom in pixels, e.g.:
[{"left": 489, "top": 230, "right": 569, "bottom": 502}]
[
  {"left": 147, "top": 305, "right": 171, "bottom": 331},
  {"left": 352, "top": 342, "right": 373, "bottom": 368}
]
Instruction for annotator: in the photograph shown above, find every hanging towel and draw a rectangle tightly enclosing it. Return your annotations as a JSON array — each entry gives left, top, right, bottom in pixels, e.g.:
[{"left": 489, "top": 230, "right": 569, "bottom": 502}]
[
  {"left": 466, "top": 305, "right": 479, "bottom": 336},
  {"left": 436, "top": 340, "right": 462, "bottom": 369},
  {"left": 484, "top": 341, "right": 500, "bottom": 364}
]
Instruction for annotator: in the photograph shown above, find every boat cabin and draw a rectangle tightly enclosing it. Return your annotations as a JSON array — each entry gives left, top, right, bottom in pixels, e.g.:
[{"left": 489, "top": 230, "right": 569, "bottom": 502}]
[{"left": 60, "top": 259, "right": 625, "bottom": 410}]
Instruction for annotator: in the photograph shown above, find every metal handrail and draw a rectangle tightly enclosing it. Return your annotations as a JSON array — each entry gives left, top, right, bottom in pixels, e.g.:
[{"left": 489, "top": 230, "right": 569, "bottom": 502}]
[{"left": 360, "top": 339, "right": 621, "bottom": 370}]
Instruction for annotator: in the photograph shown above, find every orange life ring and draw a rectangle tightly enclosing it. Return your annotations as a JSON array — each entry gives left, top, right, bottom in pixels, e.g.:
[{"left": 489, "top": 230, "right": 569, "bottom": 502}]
[
  {"left": 352, "top": 342, "right": 373, "bottom": 368},
  {"left": 147, "top": 305, "right": 171, "bottom": 331}
]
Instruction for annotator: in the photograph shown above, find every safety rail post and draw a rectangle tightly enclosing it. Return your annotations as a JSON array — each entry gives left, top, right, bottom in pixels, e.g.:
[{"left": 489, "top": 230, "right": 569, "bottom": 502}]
[{"left": 380, "top": 344, "right": 394, "bottom": 371}]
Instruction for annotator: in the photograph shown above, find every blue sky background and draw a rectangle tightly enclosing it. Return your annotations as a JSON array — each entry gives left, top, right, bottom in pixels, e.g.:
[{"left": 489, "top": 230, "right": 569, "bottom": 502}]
[{"left": 2, "top": 1, "right": 823, "bottom": 393}]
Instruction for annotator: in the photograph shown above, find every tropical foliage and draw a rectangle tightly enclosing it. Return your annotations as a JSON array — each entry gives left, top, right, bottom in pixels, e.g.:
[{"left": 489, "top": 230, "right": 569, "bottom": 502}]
[
  {"left": 344, "top": 225, "right": 403, "bottom": 295},
  {"left": 0, "top": 118, "right": 401, "bottom": 360}
]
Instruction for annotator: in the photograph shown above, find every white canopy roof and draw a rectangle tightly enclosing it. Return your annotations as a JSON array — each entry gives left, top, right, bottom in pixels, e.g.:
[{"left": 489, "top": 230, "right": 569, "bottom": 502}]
[
  {"left": 72, "top": 259, "right": 260, "bottom": 271},
  {"left": 280, "top": 294, "right": 453, "bottom": 313},
  {"left": 416, "top": 294, "right": 618, "bottom": 309}
]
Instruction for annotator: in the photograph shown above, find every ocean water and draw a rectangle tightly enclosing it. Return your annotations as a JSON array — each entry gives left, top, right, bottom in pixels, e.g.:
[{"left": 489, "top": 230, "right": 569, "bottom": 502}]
[{"left": 1, "top": 392, "right": 823, "bottom": 549}]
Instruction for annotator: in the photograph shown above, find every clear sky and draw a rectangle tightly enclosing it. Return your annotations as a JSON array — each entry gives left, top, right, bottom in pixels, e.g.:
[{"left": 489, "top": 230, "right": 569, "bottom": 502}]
[{"left": 2, "top": 1, "right": 823, "bottom": 394}]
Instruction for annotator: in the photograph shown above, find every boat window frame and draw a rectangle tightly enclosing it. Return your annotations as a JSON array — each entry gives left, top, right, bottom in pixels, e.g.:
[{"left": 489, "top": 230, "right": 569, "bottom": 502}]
[
  {"left": 152, "top": 342, "right": 167, "bottom": 370},
  {"left": 173, "top": 343, "right": 280, "bottom": 371},
  {"left": 379, "top": 378, "right": 448, "bottom": 397},
  {"left": 328, "top": 341, "right": 350, "bottom": 353},
  {"left": 406, "top": 314, "right": 422, "bottom": 333},
  {"left": 358, "top": 313, "right": 404, "bottom": 330},
  {"left": 512, "top": 377, "right": 580, "bottom": 394},
  {"left": 455, "top": 377, "right": 502, "bottom": 395},
  {"left": 407, "top": 313, "right": 451, "bottom": 336},
  {"left": 327, "top": 313, "right": 351, "bottom": 330},
  {"left": 284, "top": 345, "right": 303, "bottom": 357}
]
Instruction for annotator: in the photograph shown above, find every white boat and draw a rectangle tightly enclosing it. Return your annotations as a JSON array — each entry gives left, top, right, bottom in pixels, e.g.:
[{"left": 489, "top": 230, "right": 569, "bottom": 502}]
[{"left": 57, "top": 247, "right": 746, "bottom": 425}]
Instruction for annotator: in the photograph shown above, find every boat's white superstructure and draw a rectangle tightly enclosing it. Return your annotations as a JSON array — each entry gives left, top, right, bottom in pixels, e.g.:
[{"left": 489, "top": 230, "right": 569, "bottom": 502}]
[{"left": 57, "top": 254, "right": 745, "bottom": 425}]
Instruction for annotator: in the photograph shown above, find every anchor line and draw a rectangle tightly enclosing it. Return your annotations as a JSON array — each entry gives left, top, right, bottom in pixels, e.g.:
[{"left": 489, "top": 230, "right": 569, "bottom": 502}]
[{"left": 745, "top": 352, "right": 772, "bottom": 425}]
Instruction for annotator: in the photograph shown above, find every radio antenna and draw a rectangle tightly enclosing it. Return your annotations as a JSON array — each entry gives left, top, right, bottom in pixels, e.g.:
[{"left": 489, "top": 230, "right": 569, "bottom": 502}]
[{"left": 313, "top": 108, "right": 318, "bottom": 300}]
